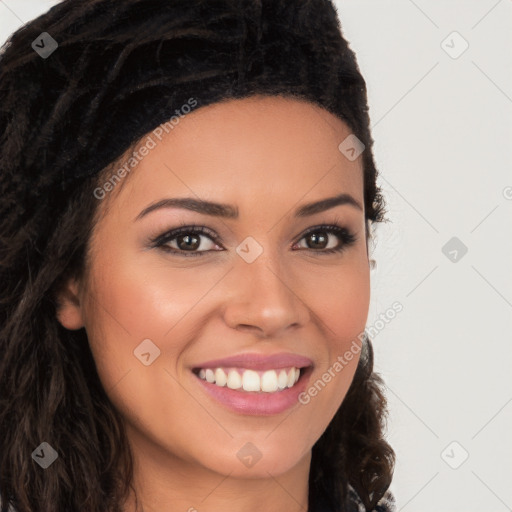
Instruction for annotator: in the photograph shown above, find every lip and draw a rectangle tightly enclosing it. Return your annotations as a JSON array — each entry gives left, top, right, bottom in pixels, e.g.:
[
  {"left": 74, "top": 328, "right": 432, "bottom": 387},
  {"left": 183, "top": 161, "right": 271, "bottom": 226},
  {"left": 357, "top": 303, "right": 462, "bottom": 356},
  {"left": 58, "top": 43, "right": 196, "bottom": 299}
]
[
  {"left": 191, "top": 352, "right": 313, "bottom": 371},
  {"left": 192, "top": 364, "right": 314, "bottom": 416}
]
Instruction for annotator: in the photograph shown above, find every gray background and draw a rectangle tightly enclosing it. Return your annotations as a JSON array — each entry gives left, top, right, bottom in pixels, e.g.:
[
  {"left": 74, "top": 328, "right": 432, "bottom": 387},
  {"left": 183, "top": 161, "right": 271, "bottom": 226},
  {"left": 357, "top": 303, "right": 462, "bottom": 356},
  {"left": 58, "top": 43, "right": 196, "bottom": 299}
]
[{"left": 1, "top": 1, "right": 511, "bottom": 510}]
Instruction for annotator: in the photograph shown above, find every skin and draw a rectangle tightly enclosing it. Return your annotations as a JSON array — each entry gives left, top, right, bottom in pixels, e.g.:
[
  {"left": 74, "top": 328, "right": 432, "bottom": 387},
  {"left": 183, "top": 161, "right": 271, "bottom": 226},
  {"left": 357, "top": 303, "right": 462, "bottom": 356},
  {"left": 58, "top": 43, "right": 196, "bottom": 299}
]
[{"left": 56, "top": 95, "right": 371, "bottom": 512}]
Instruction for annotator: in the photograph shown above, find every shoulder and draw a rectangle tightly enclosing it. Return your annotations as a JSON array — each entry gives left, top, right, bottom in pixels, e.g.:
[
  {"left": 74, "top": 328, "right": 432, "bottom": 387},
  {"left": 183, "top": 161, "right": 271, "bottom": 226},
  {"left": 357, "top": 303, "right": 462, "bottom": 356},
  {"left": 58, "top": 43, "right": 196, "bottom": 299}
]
[{"left": 347, "top": 483, "right": 397, "bottom": 512}]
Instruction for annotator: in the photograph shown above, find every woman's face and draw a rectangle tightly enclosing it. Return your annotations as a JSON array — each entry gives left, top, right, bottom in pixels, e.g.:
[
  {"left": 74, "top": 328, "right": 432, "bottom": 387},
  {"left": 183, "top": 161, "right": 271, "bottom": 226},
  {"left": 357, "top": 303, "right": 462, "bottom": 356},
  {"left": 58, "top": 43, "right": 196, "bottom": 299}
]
[{"left": 57, "top": 95, "right": 370, "bottom": 481}]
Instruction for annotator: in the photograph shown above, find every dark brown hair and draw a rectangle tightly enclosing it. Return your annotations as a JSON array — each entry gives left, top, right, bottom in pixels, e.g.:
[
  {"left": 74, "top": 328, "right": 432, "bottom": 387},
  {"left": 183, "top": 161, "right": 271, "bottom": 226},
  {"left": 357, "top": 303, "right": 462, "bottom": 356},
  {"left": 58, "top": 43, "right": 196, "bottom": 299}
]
[{"left": 0, "top": 1, "right": 394, "bottom": 510}]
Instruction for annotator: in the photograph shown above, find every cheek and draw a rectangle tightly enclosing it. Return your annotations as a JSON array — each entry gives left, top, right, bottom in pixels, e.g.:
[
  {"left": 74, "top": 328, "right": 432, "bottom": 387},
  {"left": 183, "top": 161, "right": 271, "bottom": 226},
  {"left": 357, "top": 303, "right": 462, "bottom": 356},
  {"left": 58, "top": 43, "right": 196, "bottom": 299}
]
[
  {"left": 81, "top": 252, "right": 229, "bottom": 381},
  {"left": 298, "top": 254, "right": 370, "bottom": 349},
  {"left": 294, "top": 255, "right": 369, "bottom": 431},
  {"left": 80, "top": 255, "right": 224, "bottom": 448}
]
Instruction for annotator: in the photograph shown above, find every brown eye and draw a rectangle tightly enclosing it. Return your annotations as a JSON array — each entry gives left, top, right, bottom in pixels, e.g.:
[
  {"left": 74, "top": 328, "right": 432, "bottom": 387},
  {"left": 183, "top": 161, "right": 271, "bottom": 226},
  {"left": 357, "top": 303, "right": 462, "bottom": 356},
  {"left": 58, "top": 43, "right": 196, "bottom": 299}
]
[
  {"left": 153, "top": 226, "right": 221, "bottom": 257},
  {"left": 294, "top": 225, "right": 357, "bottom": 254},
  {"left": 303, "top": 231, "right": 332, "bottom": 250},
  {"left": 175, "top": 233, "right": 201, "bottom": 251},
  {"left": 163, "top": 231, "right": 218, "bottom": 252}
]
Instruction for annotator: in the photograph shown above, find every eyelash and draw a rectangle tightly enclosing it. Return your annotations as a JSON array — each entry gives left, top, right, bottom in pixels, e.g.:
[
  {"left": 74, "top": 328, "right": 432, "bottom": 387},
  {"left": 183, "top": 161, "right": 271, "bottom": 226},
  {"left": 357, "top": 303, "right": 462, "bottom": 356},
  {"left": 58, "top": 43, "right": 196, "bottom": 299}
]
[{"left": 151, "top": 220, "right": 357, "bottom": 258}]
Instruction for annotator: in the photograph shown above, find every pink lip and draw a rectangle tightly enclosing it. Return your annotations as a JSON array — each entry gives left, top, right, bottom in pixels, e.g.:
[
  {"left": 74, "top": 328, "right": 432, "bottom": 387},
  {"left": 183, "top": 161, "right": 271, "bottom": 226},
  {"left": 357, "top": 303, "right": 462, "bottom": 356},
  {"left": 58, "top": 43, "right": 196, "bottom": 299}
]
[
  {"left": 192, "top": 352, "right": 313, "bottom": 371},
  {"left": 192, "top": 365, "right": 314, "bottom": 416}
]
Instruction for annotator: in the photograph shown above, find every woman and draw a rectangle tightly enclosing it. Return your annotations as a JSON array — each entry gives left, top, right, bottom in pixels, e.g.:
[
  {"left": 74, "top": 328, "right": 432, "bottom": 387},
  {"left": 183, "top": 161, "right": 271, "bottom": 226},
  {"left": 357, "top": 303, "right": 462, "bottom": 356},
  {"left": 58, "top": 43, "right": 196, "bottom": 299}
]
[{"left": 0, "top": 1, "right": 396, "bottom": 511}]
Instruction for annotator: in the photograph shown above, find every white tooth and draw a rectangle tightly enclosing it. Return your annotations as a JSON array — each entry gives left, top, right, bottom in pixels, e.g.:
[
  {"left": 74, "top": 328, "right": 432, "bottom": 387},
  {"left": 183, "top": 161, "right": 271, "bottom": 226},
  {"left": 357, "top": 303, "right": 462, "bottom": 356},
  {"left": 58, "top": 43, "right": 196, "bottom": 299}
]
[
  {"left": 261, "top": 370, "right": 278, "bottom": 392},
  {"left": 242, "top": 369, "right": 260, "bottom": 391},
  {"left": 277, "top": 369, "right": 288, "bottom": 390},
  {"left": 227, "top": 369, "right": 242, "bottom": 390},
  {"left": 205, "top": 369, "right": 215, "bottom": 383},
  {"left": 198, "top": 369, "right": 206, "bottom": 380},
  {"left": 214, "top": 368, "right": 227, "bottom": 387},
  {"left": 294, "top": 368, "right": 300, "bottom": 383},
  {"left": 287, "top": 368, "right": 296, "bottom": 388}
]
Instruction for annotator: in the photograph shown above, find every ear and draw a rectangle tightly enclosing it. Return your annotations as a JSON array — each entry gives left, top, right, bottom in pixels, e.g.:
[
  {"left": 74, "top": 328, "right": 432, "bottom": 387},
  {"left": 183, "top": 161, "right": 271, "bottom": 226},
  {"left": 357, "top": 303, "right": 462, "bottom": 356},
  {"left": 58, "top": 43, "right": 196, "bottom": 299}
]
[{"left": 54, "top": 276, "right": 85, "bottom": 330}]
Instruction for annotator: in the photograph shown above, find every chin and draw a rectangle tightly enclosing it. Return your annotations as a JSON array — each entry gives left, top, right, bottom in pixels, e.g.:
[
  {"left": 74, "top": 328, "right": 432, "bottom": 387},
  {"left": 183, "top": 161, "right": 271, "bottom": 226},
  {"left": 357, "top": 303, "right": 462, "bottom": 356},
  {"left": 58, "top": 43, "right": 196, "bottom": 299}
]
[{"left": 209, "top": 439, "right": 309, "bottom": 478}]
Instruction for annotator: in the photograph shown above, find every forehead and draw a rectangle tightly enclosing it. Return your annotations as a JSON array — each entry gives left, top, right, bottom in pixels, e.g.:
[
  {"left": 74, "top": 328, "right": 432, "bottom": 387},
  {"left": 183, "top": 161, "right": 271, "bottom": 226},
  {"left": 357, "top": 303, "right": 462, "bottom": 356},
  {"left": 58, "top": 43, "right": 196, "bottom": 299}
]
[{"left": 97, "top": 95, "right": 364, "bottom": 221}]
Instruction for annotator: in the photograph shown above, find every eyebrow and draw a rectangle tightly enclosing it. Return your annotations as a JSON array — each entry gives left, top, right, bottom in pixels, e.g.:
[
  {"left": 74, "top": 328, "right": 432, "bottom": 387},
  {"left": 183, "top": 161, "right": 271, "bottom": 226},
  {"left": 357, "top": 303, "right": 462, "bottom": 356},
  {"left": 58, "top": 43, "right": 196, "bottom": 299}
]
[{"left": 135, "top": 192, "right": 362, "bottom": 221}]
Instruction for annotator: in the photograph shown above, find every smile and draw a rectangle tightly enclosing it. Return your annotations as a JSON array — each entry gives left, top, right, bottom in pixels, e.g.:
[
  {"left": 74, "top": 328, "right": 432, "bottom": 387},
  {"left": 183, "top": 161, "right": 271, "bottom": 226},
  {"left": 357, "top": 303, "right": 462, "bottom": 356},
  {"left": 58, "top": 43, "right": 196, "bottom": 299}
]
[
  {"left": 191, "top": 367, "right": 313, "bottom": 415},
  {"left": 194, "top": 366, "right": 301, "bottom": 393}
]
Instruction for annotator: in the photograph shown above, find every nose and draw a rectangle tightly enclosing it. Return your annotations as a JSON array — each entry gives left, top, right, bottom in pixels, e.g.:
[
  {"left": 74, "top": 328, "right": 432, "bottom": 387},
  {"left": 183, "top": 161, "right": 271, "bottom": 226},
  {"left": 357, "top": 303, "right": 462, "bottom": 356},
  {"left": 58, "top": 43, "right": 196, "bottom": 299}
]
[{"left": 221, "top": 248, "right": 311, "bottom": 339}]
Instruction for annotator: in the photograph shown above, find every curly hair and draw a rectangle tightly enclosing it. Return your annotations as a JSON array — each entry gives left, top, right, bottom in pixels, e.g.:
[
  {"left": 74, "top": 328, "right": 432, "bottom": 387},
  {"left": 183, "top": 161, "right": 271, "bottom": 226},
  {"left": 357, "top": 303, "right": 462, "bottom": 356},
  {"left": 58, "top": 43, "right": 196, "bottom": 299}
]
[{"left": 0, "top": 1, "right": 395, "bottom": 511}]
